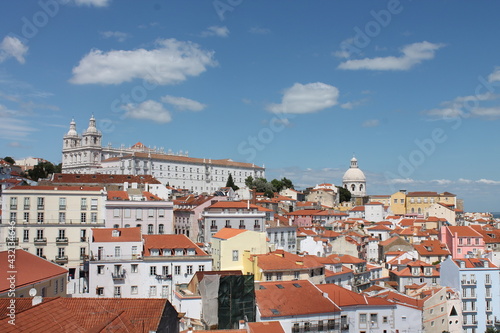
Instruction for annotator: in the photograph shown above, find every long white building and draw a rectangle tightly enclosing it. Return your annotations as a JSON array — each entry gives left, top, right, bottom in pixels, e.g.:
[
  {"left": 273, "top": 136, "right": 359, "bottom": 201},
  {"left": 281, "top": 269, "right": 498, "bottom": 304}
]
[{"left": 61, "top": 116, "right": 265, "bottom": 192}]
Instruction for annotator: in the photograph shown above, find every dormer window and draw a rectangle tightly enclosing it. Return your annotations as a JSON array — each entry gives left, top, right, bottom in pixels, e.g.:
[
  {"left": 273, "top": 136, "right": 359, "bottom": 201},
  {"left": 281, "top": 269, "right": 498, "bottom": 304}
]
[
  {"left": 175, "top": 249, "right": 183, "bottom": 256},
  {"left": 162, "top": 249, "right": 171, "bottom": 256},
  {"left": 112, "top": 230, "right": 120, "bottom": 237},
  {"left": 187, "top": 248, "right": 196, "bottom": 255},
  {"left": 150, "top": 249, "right": 159, "bottom": 256}
]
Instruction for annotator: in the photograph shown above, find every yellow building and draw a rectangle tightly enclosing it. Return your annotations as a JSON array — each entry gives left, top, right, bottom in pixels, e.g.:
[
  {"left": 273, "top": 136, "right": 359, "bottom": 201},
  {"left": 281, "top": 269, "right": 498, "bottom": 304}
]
[
  {"left": 211, "top": 228, "right": 268, "bottom": 271},
  {"left": 390, "top": 191, "right": 407, "bottom": 215}
]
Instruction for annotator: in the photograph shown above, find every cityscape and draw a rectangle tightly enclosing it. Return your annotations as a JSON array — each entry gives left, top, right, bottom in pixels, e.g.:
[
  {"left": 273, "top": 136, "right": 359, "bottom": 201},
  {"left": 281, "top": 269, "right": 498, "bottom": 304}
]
[{"left": 1, "top": 1, "right": 500, "bottom": 333}]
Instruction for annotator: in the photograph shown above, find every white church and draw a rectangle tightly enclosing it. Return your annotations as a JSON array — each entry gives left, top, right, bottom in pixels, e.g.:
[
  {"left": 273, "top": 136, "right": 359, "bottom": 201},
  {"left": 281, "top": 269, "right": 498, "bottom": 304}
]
[{"left": 61, "top": 116, "right": 265, "bottom": 193}]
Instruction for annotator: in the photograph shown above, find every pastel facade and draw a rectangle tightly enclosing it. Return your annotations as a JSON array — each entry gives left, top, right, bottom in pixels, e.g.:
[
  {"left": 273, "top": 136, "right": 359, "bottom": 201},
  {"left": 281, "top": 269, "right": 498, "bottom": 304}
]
[
  {"left": 440, "top": 226, "right": 485, "bottom": 259},
  {"left": 0, "top": 185, "right": 106, "bottom": 280}
]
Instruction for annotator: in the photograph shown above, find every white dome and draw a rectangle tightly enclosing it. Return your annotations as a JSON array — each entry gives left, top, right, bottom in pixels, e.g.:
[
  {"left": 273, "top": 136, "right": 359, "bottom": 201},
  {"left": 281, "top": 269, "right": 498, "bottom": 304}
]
[
  {"left": 66, "top": 119, "right": 78, "bottom": 136},
  {"left": 343, "top": 167, "right": 366, "bottom": 182}
]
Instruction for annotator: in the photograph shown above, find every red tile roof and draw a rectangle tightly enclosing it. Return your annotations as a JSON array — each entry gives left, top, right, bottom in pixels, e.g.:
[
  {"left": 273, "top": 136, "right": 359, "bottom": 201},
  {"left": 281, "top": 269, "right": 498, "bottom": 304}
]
[
  {"left": 0, "top": 297, "right": 170, "bottom": 332},
  {"left": 256, "top": 280, "right": 340, "bottom": 317},
  {"left": 49, "top": 173, "right": 162, "bottom": 184},
  {"left": 317, "top": 283, "right": 393, "bottom": 307},
  {"left": 0, "top": 250, "right": 67, "bottom": 294},
  {"left": 107, "top": 190, "right": 129, "bottom": 200},
  {"left": 92, "top": 227, "right": 142, "bottom": 243},
  {"left": 212, "top": 228, "right": 249, "bottom": 240},
  {"left": 143, "top": 234, "right": 208, "bottom": 256},
  {"left": 447, "top": 226, "right": 483, "bottom": 237},
  {"left": 208, "top": 201, "right": 260, "bottom": 210},
  {"left": 10, "top": 185, "right": 103, "bottom": 191},
  {"left": 252, "top": 251, "right": 323, "bottom": 271}
]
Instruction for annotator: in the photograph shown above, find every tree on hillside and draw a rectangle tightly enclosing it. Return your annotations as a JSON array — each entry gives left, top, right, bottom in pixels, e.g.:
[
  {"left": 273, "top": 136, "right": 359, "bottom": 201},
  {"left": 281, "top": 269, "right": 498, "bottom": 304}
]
[
  {"left": 3, "top": 156, "right": 15, "bottom": 164},
  {"left": 337, "top": 186, "right": 352, "bottom": 203},
  {"left": 245, "top": 175, "right": 254, "bottom": 187},
  {"left": 28, "top": 161, "right": 58, "bottom": 181},
  {"left": 225, "top": 173, "right": 239, "bottom": 191}
]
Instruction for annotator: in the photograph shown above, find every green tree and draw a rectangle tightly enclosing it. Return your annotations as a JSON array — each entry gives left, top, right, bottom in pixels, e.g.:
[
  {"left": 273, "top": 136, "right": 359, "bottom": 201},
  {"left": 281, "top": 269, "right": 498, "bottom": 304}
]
[
  {"left": 337, "top": 186, "right": 352, "bottom": 203},
  {"left": 271, "top": 179, "right": 284, "bottom": 193},
  {"left": 281, "top": 177, "right": 293, "bottom": 190},
  {"left": 3, "top": 156, "right": 15, "bottom": 164},
  {"left": 245, "top": 175, "right": 254, "bottom": 187},
  {"left": 225, "top": 173, "right": 239, "bottom": 191},
  {"left": 28, "top": 161, "right": 57, "bottom": 181}
]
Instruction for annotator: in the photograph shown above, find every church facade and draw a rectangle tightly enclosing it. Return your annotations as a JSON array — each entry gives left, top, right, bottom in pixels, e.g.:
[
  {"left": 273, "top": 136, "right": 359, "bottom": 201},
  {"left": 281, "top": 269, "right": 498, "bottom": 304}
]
[{"left": 61, "top": 116, "right": 265, "bottom": 193}]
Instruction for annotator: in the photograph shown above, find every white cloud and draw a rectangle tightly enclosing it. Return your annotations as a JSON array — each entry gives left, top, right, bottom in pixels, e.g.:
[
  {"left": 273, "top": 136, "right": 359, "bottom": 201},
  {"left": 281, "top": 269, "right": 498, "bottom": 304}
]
[
  {"left": 333, "top": 50, "right": 351, "bottom": 59},
  {"left": 422, "top": 92, "right": 500, "bottom": 119},
  {"left": 361, "top": 119, "right": 379, "bottom": 127},
  {"left": 341, "top": 98, "right": 368, "bottom": 110},
  {"left": 389, "top": 178, "right": 417, "bottom": 184},
  {"left": 70, "top": 38, "right": 217, "bottom": 85},
  {"left": 122, "top": 100, "right": 172, "bottom": 123},
  {"left": 266, "top": 82, "right": 339, "bottom": 114},
  {"left": 488, "top": 67, "right": 500, "bottom": 82},
  {"left": 249, "top": 27, "right": 270, "bottom": 35},
  {"left": 161, "top": 95, "right": 206, "bottom": 111},
  {"left": 338, "top": 41, "right": 445, "bottom": 71},
  {"left": 74, "top": 0, "right": 111, "bottom": 7},
  {"left": 201, "top": 26, "right": 229, "bottom": 38},
  {"left": 0, "top": 107, "right": 37, "bottom": 139},
  {"left": 458, "top": 178, "right": 473, "bottom": 184},
  {"left": 100, "top": 31, "right": 130, "bottom": 42},
  {"left": 432, "top": 179, "right": 453, "bottom": 185},
  {"left": 477, "top": 178, "right": 500, "bottom": 185},
  {"left": 0, "top": 36, "right": 29, "bottom": 64}
]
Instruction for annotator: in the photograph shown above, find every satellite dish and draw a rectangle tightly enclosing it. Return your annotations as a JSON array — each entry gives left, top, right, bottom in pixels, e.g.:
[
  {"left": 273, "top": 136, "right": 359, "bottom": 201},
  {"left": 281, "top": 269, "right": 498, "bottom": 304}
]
[{"left": 29, "top": 288, "right": 37, "bottom": 297}]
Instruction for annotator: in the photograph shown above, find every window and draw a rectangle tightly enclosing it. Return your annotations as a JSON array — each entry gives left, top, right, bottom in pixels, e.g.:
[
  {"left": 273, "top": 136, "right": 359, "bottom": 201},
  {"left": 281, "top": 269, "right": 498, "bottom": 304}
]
[
  {"left": 149, "top": 286, "right": 157, "bottom": 296},
  {"left": 59, "top": 197, "right": 66, "bottom": 210},
  {"left": 148, "top": 209, "right": 154, "bottom": 217},
  {"left": 97, "top": 265, "right": 104, "bottom": 274},
  {"left": 148, "top": 224, "right": 154, "bottom": 234},
  {"left": 370, "top": 314, "right": 378, "bottom": 327},
  {"left": 198, "top": 265, "right": 205, "bottom": 272},
  {"left": 10, "top": 197, "right": 17, "bottom": 209},
  {"left": 124, "top": 208, "right": 131, "bottom": 218},
  {"left": 383, "top": 316, "right": 388, "bottom": 324},
  {"left": 187, "top": 265, "right": 193, "bottom": 275},
  {"left": 131, "top": 264, "right": 138, "bottom": 273},
  {"left": 23, "top": 230, "right": 29, "bottom": 242},
  {"left": 96, "top": 287, "right": 104, "bottom": 296},
  {"left": 136, "top": 208, "right": 143, "bottom": 220},
  {"left": 276, "top": 272, "right": 283, "bottom": 281},
  {"left": 161, "top": 285, "right": 168, "bottom": 297},
  {"left": 113, "top": 208, "right": 120, "bottom": 217},
  {"left": 81, "top": 213, "right": 87, "bottom": 223},
  {"left": 59, "top": 212, "right": 66, "bottom": 223},
  {"left": 58, "top": 229, "right": 66, "bottom": 240},
  {"left": 131, "top": 286, "right": 138, "bottom": 295},
  {"left": 81, "top": 198, "right": 87, "bottom": 210},
  {"left": 486, "top": 274, "right": 491, "bottom": 284},
  {"left": 158, "top": 224, "right": 164, "bottom": 234},
  {"left": 360, "top": 313, "right": 367, "bottom": 324},
  {"left": 91, "top": 198, "right": 98, "bottom": 210},
  {"left": 158, "top": 209, "right": 165, "bottom": 217},
  {"left": 23, "top": 212, "right": 29, "bottom": 223},
  {"left": 174, "top": 265, "right": 181, "bottom": 275},
  {"left": 80, "top": 247, "right": 86, "bottom": 258},
  {"left": 225, "top": 220, "right": 231, "bottom": 228},
  {"left": 23, "top": 197, "right": 30, "bottom": 210},
  {"left": 266, "top": 273, "right": 272, "bottom": 281},
  {"left": 91, "top": 212, "right": 97, "bottom": 223},
  {"left": 37, "top": 212, "right": 44, "bottom": 223},
  {"left": 162, "top": 266, "right": 169, "bottom": 276},
  {"left": 36, "top": 248, "right": 43, "bottom": 257},
  {"left": 114, "top": 246, "right": 121, "bottom": 258},
  {"left": 232, "top": 250, "right": 239, "bottom": 261},
  {"left": 54, "top": 280, "right": 58, "bottom": 295},
  {"left": 36, "top": 229, "right": 44, "bottom": 240},
  {"left": 114, "top": 286, "right": 121, "bottom": 297},
  {"left": 150, "top": 266, "right": 157, "bottom": 275},
  {"left": 294, "top": 271, "right": 300, "bottom": 280},
  {"left": 37, "top": 197, "right": 44, "bottom": 209}
]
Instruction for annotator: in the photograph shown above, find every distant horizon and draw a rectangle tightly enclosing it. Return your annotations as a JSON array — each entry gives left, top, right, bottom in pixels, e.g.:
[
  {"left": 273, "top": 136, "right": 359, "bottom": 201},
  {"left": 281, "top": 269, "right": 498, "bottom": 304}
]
[{"left": 1, "top": 1, "right": 500, "bottom": 212}]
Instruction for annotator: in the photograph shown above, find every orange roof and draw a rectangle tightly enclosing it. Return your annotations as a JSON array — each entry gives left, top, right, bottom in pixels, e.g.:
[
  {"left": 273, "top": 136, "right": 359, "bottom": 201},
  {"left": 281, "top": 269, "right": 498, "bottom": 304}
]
[
  {"left": 374, "top": 290, "right": 425, "bottom": 309},
  {"left": 143, "top": 234, "right": 208, "bottom": 256},
  {"left": 447, "top": 226, "right": 483, "bottom": 237},
  {"left": 453, "top": 258, "right": 497, "bottom": 268},
  {"left": 0, "top": 250, "right": 67, "bottom": 294},
  {"left": 248, "top": 321, "right": 286, "bottom": 333},
  {"left": 107, "top": 190, "right": 129, "bottom": 200},
  {"left": 413, "top": 239, "right": 451, "bottom": 256},
  {"left": 317, "top": 284, "right": 393, "bottom": 307},
  {"left": 256, "top": 280, "right": 340, "bottom": 317},
  {"left": 92, "top": 227, "right": 142, "bottom": 242},
  {"left": 253, "top": 251, "right": 323, "bottom": 271},
  {"left": 212, "top": 228, "right": 248, "bottom": 240},
  {"left": 0, "top": 297, "right": 169, "bottom": 332},
  {"left": 208, "top": 201, "right": 260, "bottom": 210},
  {"left": 142, "top": 191, "right": 163, "bottom": 201},
  {"left": 10, "top": 185, "right": 103, "bottom": 191},
  {"left": 350, "top": 206, "right": 365, "bottom": 212}
]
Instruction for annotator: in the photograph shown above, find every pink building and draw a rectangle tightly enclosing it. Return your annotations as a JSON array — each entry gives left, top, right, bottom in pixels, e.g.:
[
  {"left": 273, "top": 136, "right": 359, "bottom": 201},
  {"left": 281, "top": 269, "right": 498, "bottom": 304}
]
[{"left": 440, "top": 226, "right": 485, "bottom": 259}]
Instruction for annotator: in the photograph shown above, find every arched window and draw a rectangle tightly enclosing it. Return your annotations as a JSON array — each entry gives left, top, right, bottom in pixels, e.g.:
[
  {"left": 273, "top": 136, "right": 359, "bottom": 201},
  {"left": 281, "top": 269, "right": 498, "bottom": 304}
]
[
  {"left": 411, "top": 208, "right": 415, "bottom": 213},
  {"left": 418, "top": 208, "right": 422, "bottom": 214},
  {"left": 351, "top": 184, "right": 355, "bottom": 192},
  {"left": 359, "top": 184, "right": 364, "bottom": 191}
]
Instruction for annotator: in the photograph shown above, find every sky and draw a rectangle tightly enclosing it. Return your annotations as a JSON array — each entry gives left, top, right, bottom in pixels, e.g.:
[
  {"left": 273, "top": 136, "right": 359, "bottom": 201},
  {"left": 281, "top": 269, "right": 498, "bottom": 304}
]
[{"left": 1, "top": 0, "right": 500, "bottom": 212}]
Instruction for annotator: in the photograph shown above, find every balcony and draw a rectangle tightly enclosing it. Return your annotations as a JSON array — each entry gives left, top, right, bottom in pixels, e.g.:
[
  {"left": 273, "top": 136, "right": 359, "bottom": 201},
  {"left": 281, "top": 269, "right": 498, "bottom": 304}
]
[
  {"left": 81, "top": 205, "right": 87, "bottom": 210},
  {"left": 37, "top": 205, "right": 44, "bottom": 210},
  {"left": 113, "top": 293, "right": 121, "bottom": 298},
  {"left": 210, "top": 226, "right": 218, "bottom": 231},
  {"left": 55, "top": 255, "right": 68, "bottom": 263},
  {"left": 111, "top": 270, "right": 126, "bottom": 279},
  {"left": 462, "top": 280, "right": 476, "bottom": 285},
  {"left": 81, "top": 236, "right": 87, "bottom": 242},
  {"left": 34, "top": 237, "right": 47, "bottom": 245},
  {"left": 155, "top": 274, "right": 172, "bottom": 280},
  {"left": 59, "top": 205, "right": 66, "bottom": 210},
  {"left": 5, "top": 237, "right": 19, "bottom": 246},
  {"left": 80, "top": 254, "right": 89, "bottom": 260},
  {"left": 56, "top": 237, "right": 68, "bottom": 245},
  {"left": 239, "top": 225, "right": 246, "bottom": 229},
  {"left": 10, "top": 204, "right": 17, "bottom": 210},
  {"left": 253, "top": 225, "right": 261, "bottom": 230},
  {"left": 340, "top": 323, "right": 349, "bottom": 331},
  {"left": 24, "top": 205, "right": 30, "bottom": 210}
]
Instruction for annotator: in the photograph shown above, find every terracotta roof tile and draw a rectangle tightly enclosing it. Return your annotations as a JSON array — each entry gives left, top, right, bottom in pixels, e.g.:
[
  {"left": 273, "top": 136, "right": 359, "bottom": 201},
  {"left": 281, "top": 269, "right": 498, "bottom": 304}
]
[
  {"left": 143, "top": 234, "right": 208, "bottom": 256},
  {"left": 92, "top": 227, "right": 142, "bottom": 243},
  {"left": 212, "top": 228, "right": 249, "bottom": 240}
]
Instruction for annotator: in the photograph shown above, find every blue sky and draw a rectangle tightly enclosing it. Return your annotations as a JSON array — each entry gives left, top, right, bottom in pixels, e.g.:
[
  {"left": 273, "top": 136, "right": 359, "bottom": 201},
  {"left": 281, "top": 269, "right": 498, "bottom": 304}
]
[{"left": 1, "top": 0, "right": 500, "bottom": 212}]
